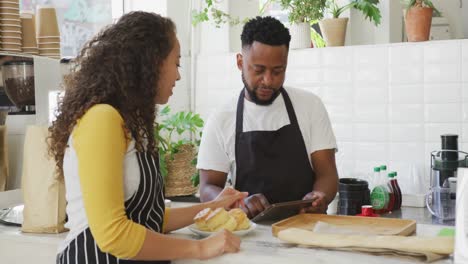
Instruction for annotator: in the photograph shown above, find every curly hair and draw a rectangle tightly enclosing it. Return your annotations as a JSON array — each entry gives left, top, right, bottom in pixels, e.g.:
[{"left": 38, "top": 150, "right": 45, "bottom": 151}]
[
  {"left": 241, "top": 16, "right": 291, "bottom": 49},
  {"left": 48, "top": 11, "right": 176, "bottom": 175}
]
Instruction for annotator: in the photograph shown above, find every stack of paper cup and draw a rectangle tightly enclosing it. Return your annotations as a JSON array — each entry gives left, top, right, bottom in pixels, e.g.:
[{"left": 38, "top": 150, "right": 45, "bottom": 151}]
[
  {"left": 20, "top": 12, "right": 38, "bottom": 55},
  {"left": 36, "top": 5, "right": 60, "bottom": 59},
  {"left": 0, "top": 0, "right": 21, "bottom": 53}
]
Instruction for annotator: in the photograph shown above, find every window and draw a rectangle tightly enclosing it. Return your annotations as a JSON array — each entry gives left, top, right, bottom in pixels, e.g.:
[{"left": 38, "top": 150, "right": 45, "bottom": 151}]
[
  {"left": 20, "top": 0, "right": 168, "bottom": 58},
  {"left": 259, "top": 0, "right": 289, "bottom": 24},
  {"left": 21, "top": 0, "right": 116, "bottom": 58}
]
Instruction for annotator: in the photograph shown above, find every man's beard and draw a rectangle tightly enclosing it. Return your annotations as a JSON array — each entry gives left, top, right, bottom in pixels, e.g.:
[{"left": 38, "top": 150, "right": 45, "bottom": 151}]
[{"left": 242, "top": 73, "right": 281, "bottom": 106}]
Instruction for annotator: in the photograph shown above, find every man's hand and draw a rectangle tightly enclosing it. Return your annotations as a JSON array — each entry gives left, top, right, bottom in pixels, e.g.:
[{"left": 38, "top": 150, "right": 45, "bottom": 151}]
[
  {"left": 300, "top": 191, "right": 328, "bottom": 214},
  {"left": 242, "top": 193, "right": 270, "bottom": 219}
]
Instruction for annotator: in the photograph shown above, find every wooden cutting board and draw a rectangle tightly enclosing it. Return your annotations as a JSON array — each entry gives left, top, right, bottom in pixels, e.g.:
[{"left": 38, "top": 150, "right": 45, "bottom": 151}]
[{"left": 272, "top": 214, "right": 416, "bottom": 237}]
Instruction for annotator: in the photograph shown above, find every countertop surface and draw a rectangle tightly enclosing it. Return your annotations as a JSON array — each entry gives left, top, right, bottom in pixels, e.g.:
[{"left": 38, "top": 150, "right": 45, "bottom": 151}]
[{"left": 0, "top": 204, "right": 455, "bottom": 264}]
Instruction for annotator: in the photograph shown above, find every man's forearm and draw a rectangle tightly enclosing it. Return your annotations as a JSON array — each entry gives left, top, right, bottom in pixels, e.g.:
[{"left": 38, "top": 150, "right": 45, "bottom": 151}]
[
  {"left": 313, "top": 173, "right": 338, "bottom": 204},
  {"left": 199, "top": 183, "right": 223, "bottom": 202}
]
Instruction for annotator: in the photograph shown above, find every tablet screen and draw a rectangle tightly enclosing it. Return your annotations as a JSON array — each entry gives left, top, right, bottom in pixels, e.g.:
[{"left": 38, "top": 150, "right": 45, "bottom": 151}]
[{"left": 251, "top": 198, "right": 316, "bottom": 223}]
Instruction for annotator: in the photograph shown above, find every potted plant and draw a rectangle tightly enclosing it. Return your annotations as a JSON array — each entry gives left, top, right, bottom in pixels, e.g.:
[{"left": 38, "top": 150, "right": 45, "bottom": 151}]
[
  {"left": 155, "top": 106, "right": 204, "bottom": 197},
  {"left": 319, "top": 0, "right": 382, "bottom": 46},
  {"left": 275, "top": 0, "right": 326, "bottom": 49},
  {"left": 192, "top": 0, "right": 246, "bottom": 28},
  {"left": 401, "top": 0, "right": 441, "bottom": 42}
]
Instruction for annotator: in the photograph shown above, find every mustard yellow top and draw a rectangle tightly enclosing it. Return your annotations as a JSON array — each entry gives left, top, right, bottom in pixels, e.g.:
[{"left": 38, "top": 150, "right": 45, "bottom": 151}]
[{"left": 72, "top": 104, "right": 146, "bottom": 259}]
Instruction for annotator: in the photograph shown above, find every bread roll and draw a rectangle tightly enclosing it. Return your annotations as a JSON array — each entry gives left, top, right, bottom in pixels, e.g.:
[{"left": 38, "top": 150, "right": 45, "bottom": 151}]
[
  {"left": 205, "top": 208, "right": 231, "bottom": 231},
  {"left": 194, "top": 208, "right": 212, "bottom": 231},
  {"left": 229, "top": 208, "right": 250, "bottom": 230},
  {"left": 193, "top": 207, "right": 250, "bottom": 232},
  {"left": 212, "top": 214, "right": 237, "bottom": 232}
]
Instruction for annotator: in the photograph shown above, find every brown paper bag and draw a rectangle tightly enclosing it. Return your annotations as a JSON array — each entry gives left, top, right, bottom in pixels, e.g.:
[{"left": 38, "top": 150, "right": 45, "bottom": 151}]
[
  {"left": 0, "top": 125, "right": 8, "bottom": 191},
  {"left": 21, "top": 125, "right": 67, "bottom": 233}
]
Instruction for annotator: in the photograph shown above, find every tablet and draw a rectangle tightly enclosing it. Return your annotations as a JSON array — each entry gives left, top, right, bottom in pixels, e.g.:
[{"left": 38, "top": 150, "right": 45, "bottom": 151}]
[{"left": 251, "top": 198, "right": 316, "bottom": 223}]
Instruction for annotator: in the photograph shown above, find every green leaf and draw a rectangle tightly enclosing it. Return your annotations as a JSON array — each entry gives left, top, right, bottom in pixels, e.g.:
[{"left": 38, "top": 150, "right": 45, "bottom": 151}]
[
  {"left": 351, "top": 0, "right": 382, "bottom": 26},
  {"left": 160, "top": 105, "right": 170, "bottom": 115},
  {"left": 159, "top": 148, "right": 168, "bottom": 179},
  {"left": 191, "top": 171, "right": 200, "bottom": 187},
  {"left": 280, "top": 0, "right": 327, "bottom": 23}
]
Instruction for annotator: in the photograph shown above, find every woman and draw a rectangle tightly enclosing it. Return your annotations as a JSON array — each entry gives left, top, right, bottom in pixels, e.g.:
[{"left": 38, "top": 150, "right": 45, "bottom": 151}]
[{"left": 49, "top": 12, "right": 247, "bottom": 263}]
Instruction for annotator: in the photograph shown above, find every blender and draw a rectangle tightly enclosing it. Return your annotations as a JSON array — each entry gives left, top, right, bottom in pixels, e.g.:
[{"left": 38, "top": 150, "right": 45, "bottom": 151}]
[{"left": 427, "top": 134, "right": 468, "bottom": 221}]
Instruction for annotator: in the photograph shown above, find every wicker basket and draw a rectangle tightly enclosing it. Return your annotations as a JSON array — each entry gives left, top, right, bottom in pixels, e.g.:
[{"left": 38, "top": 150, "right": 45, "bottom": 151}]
[{"left": 164, "top": 144, "right": 198, "bottom": 197}]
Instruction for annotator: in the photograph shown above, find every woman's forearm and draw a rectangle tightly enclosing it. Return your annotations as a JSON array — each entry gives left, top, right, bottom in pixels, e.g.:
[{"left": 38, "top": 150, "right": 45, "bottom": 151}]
[{"left": 132, "top": 230, "right": 199, "bottom": 260}]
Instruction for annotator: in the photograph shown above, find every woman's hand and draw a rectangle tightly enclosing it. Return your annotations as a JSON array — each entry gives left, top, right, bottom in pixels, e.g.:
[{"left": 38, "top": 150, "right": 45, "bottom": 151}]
[
  {"left": 197, "top": 229, "right": 241, "bottom": 260},
  {"left": 213, "top": 187, "right": 248, "bottom": 210}
]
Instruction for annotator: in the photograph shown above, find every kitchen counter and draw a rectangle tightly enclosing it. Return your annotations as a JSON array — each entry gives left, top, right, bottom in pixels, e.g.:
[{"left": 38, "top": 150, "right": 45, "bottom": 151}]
[{"left": 0, "top": 204, "right": 454, "bottom": 264}]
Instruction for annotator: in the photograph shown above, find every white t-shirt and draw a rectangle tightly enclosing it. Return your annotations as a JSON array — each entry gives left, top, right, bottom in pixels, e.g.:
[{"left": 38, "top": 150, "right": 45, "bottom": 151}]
[{"left": 197, "top": 86, "right": 337, "bottom": 185}]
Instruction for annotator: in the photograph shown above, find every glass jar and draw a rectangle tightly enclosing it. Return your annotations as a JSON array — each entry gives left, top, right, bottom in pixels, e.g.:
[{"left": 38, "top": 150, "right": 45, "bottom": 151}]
[{"left": 1, "top": 60, "right": 35, "bottom": 108}]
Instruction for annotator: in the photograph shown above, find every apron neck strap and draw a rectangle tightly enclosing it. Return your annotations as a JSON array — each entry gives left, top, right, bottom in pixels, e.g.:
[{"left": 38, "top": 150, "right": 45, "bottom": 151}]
[{"left": 236, "top": 87, "right": 299, "bottom": 135}]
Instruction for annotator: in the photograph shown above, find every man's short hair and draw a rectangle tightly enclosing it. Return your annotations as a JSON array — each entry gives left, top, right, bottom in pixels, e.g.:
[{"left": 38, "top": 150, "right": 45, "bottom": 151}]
[{"left": 241, "top": 16, "right": 291, "bottom": 49}]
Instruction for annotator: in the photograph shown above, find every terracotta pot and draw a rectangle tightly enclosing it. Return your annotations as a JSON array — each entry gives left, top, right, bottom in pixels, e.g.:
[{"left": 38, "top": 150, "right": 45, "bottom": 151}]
[
  {"left": 319, "top": 18, "right": 348, "bottom": 47},
  {"left": 405, "top": 7, "right": 433, "bottom": 42}
]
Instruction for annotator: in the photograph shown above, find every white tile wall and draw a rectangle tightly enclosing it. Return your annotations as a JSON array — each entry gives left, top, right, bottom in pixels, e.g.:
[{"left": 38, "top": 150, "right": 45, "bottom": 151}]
[
  {"left": 424, "top": 103, "right": 461, "bottom": 123},
  {"left": 462, "top": 143, "right": 468, "bottom": 153},
  {"left": 463, "top": 83, "right": 468, "bottom": 103},
  {"left": 336, "top": 142, "right": 353, "bottom": 159},
  {"left": 332, "top": 123, "right": 353, "bottom": 141},
  {"left": 389, "top": 44, "right": 423, "bottom": 65},
  {"left": 389, "top": 64, "right": 424, "bottom": 84},
  {"left": 389, "top": 143, "right": 424, "bottom": 163},
  {"left": 286, "top": 68, "right": 323, "bottom": 85},
  {"left": 354, "top": 46, "right": 388, "bottom": 65},
  {"left": 389, "top": 84, "right": 424, "bottom": 104},
  {"left": 322, "top": 46, "right": 353, "bottom": 66},
  {"left": 424, "top": 83, "right": 461, "bottom": 103},
  {"left": 354, "top": 84, "right": 388, "bottom": 104},
  {"left": 287, "top": 49, "right": 321, "bottom": 68},
  {"left": 389, "top": 124, "right": 424, "bottom": 142},
  {"left": 353, "top": 124, "right": 388, "bottom": 142},
  {"left": 321, "top": 84, "right": 354, "bottom": 104},
  {"left": 354, "top": 65, "right": 388, "bottom": 83},
  {"left": 326, "top": 104, "right": 353, "bottom": 123},
  {"left": 462, "top": 40, "right": 468, "bottom": 83},
  {"left": 193, "top": 40, "right": 467, "bottom": 194},
  {"left": 354, "top": 143, "right": 388, "bottom": 161},
  {"left": 424, "top": 64, "right": 461, "bottom": 83},
  {"left": 389, "top": 104, "right": 424, "bottom": 123},
  {"left": 463, "top": 62, "right": 468, "bottom": 83},
  {"left": 353, "top": 104, "right": 388, "bottom": 123},
  {"left": 425, "top": 123, "right": 462, "bottom": 142},
  {"left": 323, "top": 67, "right": 352, "bottom": 84},
  {"left": 463, "top": 103, "right": 468, "bottom": 122},
  {"left": 462, "top": 124, "right": 468, "bottom": 143},
  {"left": 424, "top": 42, "right": 461, "bottom": 64},
  {"left": 461, "top": 39, "right": 468, "bottom": 61}
]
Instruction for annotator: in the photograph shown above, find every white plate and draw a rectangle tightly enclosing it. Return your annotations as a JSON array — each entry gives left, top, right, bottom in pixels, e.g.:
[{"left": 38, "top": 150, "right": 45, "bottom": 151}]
[{"left": 188, "top": 222, "right": 257, "bottom": 237}]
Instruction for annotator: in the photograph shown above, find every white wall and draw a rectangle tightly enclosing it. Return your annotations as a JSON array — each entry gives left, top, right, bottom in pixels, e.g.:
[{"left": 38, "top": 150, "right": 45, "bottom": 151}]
[
  {"left": 463, "top": 0, "right": 468, "bottom": 38},
  {"left": 432, "top": 0, "right": 464, "bottom": 39},
  {"left": 192, "top": 39, "right": 468, "bottom": 195}
]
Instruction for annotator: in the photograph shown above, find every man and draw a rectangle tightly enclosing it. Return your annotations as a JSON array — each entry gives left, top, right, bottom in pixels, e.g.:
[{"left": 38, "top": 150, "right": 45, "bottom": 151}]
[{"left": 197, "top": 16, "right": 338, "bottom": 218}]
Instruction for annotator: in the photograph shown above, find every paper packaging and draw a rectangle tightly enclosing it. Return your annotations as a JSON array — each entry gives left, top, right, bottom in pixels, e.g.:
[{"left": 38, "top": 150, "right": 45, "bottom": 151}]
[
  {"left": 454, "top": 167, "right": 468, "bottom": 263},
  {"left": 0, "top": 126, "right": 8, "bottom": 191},
  {"left": 21, "top": 125, "right": 67, "bottom": 233}
]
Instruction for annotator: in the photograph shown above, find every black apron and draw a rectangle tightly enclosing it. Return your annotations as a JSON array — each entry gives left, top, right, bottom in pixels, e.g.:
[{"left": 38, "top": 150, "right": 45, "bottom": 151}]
[
  {"left": 57, "top": 151, "right": 169, "bottom": 264},
  {"left": 234, "top": 88, "right": 316, "bottom": 204}
]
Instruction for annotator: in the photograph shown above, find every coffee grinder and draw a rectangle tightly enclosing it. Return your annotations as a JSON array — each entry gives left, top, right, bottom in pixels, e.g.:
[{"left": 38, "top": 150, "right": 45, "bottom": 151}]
[{"left": 427, "top": 134, "right": 468, "bottom": 221}]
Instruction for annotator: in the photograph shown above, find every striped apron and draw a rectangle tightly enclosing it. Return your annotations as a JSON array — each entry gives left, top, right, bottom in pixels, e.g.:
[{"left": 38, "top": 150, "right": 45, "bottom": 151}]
[{"left": 57, "top": 151, "right": 169, "bottom": 264}]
